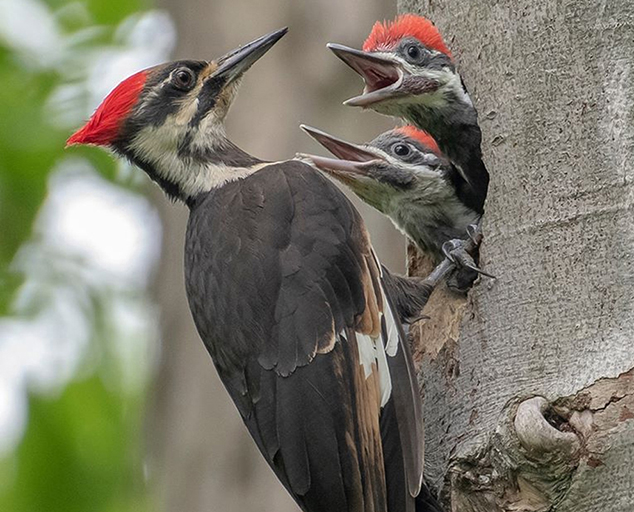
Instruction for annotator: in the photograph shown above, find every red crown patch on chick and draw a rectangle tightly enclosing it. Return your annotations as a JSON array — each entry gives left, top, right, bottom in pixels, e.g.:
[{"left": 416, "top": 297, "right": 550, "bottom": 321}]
[
  {"left": 67, "top": 70, "right": 148, "bottom": 147},
  {"left": 395, "top": 125, "right": 441, "bottom": 155},
  {"left": 363, "top": 14, "right": 451, "bottom": 58}
]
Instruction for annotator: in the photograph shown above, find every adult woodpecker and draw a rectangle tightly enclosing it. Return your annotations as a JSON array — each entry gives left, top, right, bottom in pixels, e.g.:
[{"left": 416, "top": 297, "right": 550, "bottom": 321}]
[
  {"left": 328, "top": 14, "right": 489, "bottom": 216},
  {"left": 299, "top": 125, "right": 492, "bottom": 288},
  {"left": 67, "top": 29, "right": 443, "bottom": 512}
]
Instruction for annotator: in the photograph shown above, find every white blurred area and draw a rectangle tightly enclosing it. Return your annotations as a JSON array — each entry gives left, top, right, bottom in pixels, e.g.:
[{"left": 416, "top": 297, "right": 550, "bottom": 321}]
[{"left": 0, "top": 6, "right": 173, "bottom": 454}]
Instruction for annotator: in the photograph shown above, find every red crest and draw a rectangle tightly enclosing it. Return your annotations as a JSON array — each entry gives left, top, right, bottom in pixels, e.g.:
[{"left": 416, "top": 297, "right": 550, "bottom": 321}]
[
  {"left": 66, "top": 70, "right": 148, "bottom": 147},
  {"left": 363, "top": 14, "right": 451, "bottom": 58},
  {"left": 395, "top": 126, "right": 441, "bottom": 155}
]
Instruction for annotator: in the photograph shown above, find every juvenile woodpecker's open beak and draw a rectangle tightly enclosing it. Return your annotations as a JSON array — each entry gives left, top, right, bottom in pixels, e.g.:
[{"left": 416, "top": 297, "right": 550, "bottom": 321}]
[
  {"left": 328, "top": 43, "right": 439, "bottom": 107},
  {"left": 213, "top": 27, "right": 288, "bottom": 84},
  {"left": 299, "top": 125, "right": 384, "bottom": 180}
]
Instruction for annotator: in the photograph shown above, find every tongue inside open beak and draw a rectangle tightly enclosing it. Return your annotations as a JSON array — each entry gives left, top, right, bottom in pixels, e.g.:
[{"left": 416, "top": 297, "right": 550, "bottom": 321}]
[
  {"left": 330, "top": 46, "right": 401, "bottom": 94},
  {"left": 327, "top": 43, "right": 440, "bottom": 107},
  {"left": 327, "top": 43, "right": 404, "bottom": 107}
]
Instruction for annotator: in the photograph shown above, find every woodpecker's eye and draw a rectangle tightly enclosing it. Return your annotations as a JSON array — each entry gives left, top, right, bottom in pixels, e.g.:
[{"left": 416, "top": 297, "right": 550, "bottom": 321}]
[
  {"left": 172, "top": 68, "right": 195, "bottom": 90},
  {"left": 393, "top": 144, "right": 411, "bottom": 157},
  {"left": 406, "top": 45, "right": 421, "bottom": 61}
]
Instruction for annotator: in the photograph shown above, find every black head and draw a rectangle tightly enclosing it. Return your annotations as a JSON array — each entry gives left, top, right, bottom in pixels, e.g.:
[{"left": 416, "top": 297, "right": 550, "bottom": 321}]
[
  {"left": 68, "top": 28, "right": 288, "bottom": 157},
  {"left": 67, "top": 28, "right": 288, "bottom": 201}
]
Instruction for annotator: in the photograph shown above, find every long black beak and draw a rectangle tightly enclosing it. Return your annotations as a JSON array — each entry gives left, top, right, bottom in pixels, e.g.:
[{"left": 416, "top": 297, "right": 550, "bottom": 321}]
[
  {"left": 299, "top": 125, "right": 384, "bottom": 178},
  {"left": 328, "top": 43, "right": 439, "bottom": 107},
  {"left": 213, "top": 27, "right": 288, "bottom": 83}
]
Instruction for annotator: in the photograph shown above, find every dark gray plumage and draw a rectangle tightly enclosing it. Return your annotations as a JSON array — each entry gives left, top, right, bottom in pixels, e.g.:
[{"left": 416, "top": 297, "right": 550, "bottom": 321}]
[{"left": 184, "top": 162, "right": 427, "bottom": 511}]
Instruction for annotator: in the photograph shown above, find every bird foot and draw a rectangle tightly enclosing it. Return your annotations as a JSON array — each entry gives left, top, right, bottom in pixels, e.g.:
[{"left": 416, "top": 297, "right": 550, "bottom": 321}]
[
  {"left": 411, "top": 223, "right": 494, "bottom": 306},
  {"left": 441, "top": 228, "right": 495, "bottom": 292},
  {"left": 441, "top": 238, "right": 495, "bottom": 280}
]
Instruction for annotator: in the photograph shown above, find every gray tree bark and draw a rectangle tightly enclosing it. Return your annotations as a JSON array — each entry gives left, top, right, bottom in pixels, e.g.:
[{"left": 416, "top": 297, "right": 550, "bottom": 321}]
[{"left": 399, "top": 1, "right": 634, "bottom": 511}]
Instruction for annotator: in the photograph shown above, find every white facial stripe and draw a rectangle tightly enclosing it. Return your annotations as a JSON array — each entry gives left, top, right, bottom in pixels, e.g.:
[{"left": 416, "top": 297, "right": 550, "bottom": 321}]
[
  {"left": 174, "top": 97, "right": 200, "bottom": 125},
  {"left": 379, "top": 150, "right": 443, "bottom": 178},
  {"left": 407, "top": 66, "right": 473, "bottom": 108},
  {"left": 129, "top": 68, "right": 267, "bottom": 199},
  {"left": 371, "top": 51, "right": 473, "bottom": 109},
  {"left": 130, "top": 120, "right": 269, "bottom": 198},
  {"left": 189, "top": 109, "right": 229, "bottom": 150}
]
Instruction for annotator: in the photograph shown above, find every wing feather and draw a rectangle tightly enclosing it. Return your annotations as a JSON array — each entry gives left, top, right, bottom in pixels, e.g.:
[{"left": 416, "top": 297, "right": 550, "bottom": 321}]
[{"left": 184, "top": 161, "right": 425, "bottom": 512}]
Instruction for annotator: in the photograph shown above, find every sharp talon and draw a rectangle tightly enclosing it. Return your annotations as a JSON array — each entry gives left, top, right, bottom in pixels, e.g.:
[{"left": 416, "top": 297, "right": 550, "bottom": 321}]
[
  {"left": 466, "top": 224, "right": 480, "bottom": 244},
  {"left": 441, "top": 241, "right": 457, "bottom": 262},
  {"left": 411, "top": 314, "right": 431, "bottom": 324},
  {"left": 464, "top": 262, "right": 496, "bottom": 279}
]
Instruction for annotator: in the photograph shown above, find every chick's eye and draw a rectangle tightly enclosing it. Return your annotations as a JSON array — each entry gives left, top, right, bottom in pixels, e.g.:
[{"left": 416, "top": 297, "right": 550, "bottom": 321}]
[
  {"left": 406, "top": 45, "right": 421, "bottom": 60},
  {"left": 173, "top": 68, "right": 194, "bottom": 89},
  {"left": 393, "top": 144, "right": 411, "bottom": 157}
]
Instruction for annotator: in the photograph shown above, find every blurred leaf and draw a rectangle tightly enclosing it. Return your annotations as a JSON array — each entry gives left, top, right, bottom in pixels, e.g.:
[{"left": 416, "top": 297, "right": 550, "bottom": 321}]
[
  {"left": 0, "top": 0, "right": 147, "bottom": 310},
  {"left": 0, "top": 1, "right": 162, "bottom": 511},
  {"left": 0, "top": 376, "right": 150, "bottom": 512}
]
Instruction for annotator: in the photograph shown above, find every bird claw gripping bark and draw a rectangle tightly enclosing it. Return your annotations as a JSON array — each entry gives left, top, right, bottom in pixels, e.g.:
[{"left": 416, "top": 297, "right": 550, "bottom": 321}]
[
  {"left": 438, "top": 223, "right": 494, "bottom": 291},
  {"left": 466, "top": 223, "right": 481, "bottom": 245},
  {"left": 442, "top": 238, "right": 495, "bottom": 280},
  {"left": 405, "top": 224, "right": 494, "bottom": 308},
  {"left": 444, "top": 222, "right": 495, "bottom": 279}
]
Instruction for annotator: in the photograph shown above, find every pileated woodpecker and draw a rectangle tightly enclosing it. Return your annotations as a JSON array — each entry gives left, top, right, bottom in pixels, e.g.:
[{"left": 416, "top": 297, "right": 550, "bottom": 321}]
[
  {"left": 300, "top": 125, "right": 479, "bottom": 260},
  {"left": 67, "top": 29, "right": 443, "bottom": 512},
  {"left": 328, "top": 14, "right": 489, "bottom": 216},
  {"left": 299, "top": 125, "right": 492, "bottom": 289}
]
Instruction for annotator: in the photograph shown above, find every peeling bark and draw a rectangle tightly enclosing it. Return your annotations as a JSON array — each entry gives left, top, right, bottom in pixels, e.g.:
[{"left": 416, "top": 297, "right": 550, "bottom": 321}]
[
  {"left": 446, "top": 370, "right": 634, "bottom": 512},
  {"left": 398, "top": 0, "right": 634, "bottom": 510}
]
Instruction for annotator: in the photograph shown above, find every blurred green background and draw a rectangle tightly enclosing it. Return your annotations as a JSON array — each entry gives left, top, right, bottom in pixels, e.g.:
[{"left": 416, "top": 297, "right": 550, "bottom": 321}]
[
  {"left": 0, "top": 1, "right": 166, "bottom": 510},
  {"left": 0, "top": 0, "right": 397, "bottom": 510}
]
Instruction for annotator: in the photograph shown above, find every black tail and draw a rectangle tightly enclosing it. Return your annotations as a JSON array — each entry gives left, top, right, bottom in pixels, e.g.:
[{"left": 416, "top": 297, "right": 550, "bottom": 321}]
[{"left": 416, "top": 482, "right": 445, "bottom": 512}]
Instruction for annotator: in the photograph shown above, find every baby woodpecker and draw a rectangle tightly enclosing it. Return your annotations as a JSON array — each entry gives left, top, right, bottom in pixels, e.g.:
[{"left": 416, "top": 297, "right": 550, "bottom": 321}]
[
  {"left": 329, "top": 14, "right": 489, "bottom": 219},
  {"left": 300, "top": 125, "right": 493, "bottom": 289}
]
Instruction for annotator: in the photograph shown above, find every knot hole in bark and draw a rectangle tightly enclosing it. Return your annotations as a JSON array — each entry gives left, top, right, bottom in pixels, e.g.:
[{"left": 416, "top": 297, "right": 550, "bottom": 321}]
[{"left": 445, "top": 396, "right": 582, "bottom": 512}]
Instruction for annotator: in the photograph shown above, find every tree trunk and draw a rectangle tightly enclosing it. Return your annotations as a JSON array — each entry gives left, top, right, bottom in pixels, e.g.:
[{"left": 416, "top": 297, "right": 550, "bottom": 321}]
[{"left": 399, "top": 1, "right": 634, "bottom": 510}]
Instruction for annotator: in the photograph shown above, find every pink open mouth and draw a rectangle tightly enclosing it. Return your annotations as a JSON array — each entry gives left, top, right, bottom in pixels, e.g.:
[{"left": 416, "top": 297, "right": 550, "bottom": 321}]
[
  {"left": 328, "top": 43, "right": 440, "bottom": 107},
  {"left": 328, "top": 43, "right": 404, "bottom": 106},
  {"left": 361, "top": 63, "right": 401, "bottom": 95}
]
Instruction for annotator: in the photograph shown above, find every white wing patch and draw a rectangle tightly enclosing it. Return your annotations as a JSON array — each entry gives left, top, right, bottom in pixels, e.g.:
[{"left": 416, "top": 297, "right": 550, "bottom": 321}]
[
  {"left": 357, "top": 333, "right": 380, "bottom": 379},
  {"left": 357, "top": 332, "right": 392, "bottom": 407},
  {"left": 382, "top": 290, "right": 400, "bottom": 358},
  {"left": 355, "top": 250, "right": 402, "bottom": 407}
]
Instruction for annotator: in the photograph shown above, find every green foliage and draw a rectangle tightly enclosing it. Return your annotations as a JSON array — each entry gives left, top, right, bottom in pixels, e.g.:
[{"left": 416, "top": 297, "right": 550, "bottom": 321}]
[
  {"left": 0, "top": 51, "right": 59, "bottom": 312},
  {"left": 0, "top": 0, "right": 141, "bottom": 314},
  {"left": 2, "top": 378, "right": 151, "bottom": 512},
  {"left": 0, "top": 0, "right": 161, "bottom": 510}
]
